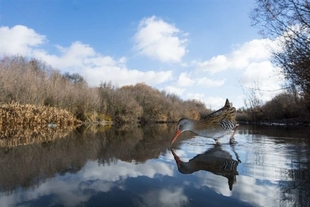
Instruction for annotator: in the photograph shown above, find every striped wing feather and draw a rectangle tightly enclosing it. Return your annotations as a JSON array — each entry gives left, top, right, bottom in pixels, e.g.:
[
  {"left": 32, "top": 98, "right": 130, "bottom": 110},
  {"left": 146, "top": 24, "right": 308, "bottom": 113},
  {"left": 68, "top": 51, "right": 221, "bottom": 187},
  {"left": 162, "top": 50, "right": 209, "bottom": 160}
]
[{"left": 202, "top": 99, "right": 236, "bottom": 125}]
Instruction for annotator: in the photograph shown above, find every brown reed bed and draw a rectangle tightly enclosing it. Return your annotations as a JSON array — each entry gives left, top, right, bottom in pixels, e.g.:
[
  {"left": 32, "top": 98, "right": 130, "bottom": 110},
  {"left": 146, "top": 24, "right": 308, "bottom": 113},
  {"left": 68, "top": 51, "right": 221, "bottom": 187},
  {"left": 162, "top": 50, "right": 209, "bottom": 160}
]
[
  {"left": 0, "top": 102, "right": 82, "bottom": 147},
  {"left": 0, "top": 102, "right": 81, "bottom": 127}
]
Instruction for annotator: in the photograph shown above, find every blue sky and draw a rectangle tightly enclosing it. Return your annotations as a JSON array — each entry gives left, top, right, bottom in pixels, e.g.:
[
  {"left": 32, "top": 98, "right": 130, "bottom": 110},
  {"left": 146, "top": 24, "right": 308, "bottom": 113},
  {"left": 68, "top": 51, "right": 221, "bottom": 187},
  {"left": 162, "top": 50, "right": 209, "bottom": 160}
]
[{"left": 0, "top": 0, "right": 285, "bottom": 109}]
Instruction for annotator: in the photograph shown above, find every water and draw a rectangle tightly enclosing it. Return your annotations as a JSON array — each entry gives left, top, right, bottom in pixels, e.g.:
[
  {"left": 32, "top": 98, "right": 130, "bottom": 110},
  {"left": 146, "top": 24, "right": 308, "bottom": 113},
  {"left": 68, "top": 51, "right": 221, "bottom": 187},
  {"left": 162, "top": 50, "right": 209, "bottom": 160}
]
[{"left": 0, "top": 124, "right": 309, "bottom": 207}]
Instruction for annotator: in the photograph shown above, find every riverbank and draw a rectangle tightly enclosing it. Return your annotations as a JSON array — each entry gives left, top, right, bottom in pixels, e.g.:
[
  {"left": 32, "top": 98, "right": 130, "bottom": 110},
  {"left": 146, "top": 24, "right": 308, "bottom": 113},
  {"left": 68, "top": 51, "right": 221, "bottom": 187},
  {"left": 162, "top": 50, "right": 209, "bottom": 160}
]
[{"left": 238, "top": 117, "right": 310, "bottom": 127}]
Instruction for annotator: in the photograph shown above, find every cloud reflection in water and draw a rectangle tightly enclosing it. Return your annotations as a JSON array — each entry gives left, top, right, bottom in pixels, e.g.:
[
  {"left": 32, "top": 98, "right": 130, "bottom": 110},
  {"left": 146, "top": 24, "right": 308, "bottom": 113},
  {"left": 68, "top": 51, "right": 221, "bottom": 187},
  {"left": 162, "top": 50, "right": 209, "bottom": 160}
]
[{"left": 0, "top": 159, "right": 177, "bottom": 207}]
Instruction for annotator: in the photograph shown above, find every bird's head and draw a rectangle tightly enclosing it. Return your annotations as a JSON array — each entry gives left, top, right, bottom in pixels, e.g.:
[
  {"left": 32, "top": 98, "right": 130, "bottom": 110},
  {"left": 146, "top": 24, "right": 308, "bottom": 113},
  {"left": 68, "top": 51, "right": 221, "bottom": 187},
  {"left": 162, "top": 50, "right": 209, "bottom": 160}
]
[{"left": 170, "top": 118, "right": 194, "bottom": 146}]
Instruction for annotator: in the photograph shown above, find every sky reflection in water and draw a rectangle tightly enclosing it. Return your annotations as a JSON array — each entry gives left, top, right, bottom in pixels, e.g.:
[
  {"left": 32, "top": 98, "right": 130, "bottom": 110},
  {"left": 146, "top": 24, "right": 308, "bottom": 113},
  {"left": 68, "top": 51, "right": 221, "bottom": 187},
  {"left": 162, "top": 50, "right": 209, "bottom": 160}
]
[{"left": 0, "top": 125, "right": 309, "bottom": 207}]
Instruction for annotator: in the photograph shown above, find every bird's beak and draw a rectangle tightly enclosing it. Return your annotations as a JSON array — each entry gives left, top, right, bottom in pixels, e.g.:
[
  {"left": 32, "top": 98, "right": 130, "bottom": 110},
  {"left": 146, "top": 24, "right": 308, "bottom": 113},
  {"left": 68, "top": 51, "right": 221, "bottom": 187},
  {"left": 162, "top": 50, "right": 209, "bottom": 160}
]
[{"left": 170, "top": 129, "right": 181, "bottom": 146}]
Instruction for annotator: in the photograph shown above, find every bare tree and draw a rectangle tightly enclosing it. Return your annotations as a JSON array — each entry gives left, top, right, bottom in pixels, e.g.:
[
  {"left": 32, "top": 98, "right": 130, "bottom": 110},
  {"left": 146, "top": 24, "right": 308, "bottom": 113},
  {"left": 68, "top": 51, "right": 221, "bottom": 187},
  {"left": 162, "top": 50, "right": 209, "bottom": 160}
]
[
  {"left": 240, "top": 80, "right": 264, "bottom": 121},
  {"left": 251, "top": 0, "right": 310, "bottom": 110}
]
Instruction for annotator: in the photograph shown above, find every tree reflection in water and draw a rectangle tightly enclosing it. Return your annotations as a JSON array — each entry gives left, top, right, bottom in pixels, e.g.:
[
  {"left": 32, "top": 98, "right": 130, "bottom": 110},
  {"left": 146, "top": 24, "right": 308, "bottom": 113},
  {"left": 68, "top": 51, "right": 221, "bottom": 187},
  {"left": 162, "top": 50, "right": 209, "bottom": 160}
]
[
  {"left": 0, "top": 123, "right": 175, "bottom": 192},
  {"left": 171, "top": 145, "right": 241, "bottom": 191}
]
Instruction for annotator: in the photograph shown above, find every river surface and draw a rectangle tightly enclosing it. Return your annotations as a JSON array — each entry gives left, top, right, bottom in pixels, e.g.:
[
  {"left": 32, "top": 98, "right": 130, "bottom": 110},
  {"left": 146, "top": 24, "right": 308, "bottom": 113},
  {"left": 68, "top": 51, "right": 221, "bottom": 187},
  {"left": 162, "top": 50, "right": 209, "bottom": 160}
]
[{"left": 0, "top": 124, "right": 309, "bottom": 207}]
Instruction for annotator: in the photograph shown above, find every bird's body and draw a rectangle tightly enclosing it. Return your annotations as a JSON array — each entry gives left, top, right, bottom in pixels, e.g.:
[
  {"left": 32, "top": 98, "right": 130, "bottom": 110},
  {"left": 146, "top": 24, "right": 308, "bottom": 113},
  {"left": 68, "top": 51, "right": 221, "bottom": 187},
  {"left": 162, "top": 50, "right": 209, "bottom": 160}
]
[{"left": 170, "top": 99, "right": 239, "bottom": 146}]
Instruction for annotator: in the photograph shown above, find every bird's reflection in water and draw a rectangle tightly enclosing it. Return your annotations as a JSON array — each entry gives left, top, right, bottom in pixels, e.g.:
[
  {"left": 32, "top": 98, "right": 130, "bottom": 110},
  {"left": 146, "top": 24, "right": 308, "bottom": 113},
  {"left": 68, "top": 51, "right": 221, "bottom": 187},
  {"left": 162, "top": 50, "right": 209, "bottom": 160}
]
[{"left": 171, "top": 145, "right": 241, "bottom": 191}]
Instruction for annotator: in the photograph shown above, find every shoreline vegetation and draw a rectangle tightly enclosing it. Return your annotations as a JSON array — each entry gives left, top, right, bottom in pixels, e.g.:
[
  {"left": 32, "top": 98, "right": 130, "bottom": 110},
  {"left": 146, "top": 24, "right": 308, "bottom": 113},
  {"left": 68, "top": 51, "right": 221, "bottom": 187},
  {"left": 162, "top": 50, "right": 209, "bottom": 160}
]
[
  {"left": 0, "top": 56, "right": 210, "bottom": 125},
  {"left": 0, "top": 56, "right": 309, "bottom": 147}
]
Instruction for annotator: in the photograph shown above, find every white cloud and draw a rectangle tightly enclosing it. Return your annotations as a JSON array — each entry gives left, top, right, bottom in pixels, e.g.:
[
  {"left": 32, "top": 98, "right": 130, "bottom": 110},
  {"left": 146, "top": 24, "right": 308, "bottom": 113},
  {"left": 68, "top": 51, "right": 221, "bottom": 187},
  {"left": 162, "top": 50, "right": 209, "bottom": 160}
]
[
  {"left": 241, "top": 61, "right": 283, "bottom": 88},
  {"left": 164, "top": 86, "right": 185, "bottom": 96},
  {"left": 230, "top": 39, "right": 272, "bottom": 66},
  {"left": 194, "top": 55, "right": 229, "bottom": 74},
  {"left": 204, "top": 96, "right": 226, "bottom": 110},
  {"left": 176, "top": 72, "right": 194, "bottom": 87},
  {"left": 33, "top": 41, "right": 96, "bottom": 70},
  {"left": 83, "top": 65, "right": 172, "bottom": 87},
  {"left": 183, "top": 94, "right": 227, "bottom": 110},
  {"left": 0, "top": 25, "right": 46, "bottom": 56},
  {"left": 197, "top": 77, "right": 225, "bottom": 87},
  {"left": 194, "top": 38, "right": 275, "bottom": 74},
  {"left": 176, "top": 72, "right": 224, "bottom": 89},
  {"left": 133, "top": 16, "right": 187, "bottom": 63},
  {"left": 56, "top": 42, "right": 96, "bottom": 68},
  {"left": 204, "top": 96, "right": 227, "bottom": 110}
]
